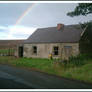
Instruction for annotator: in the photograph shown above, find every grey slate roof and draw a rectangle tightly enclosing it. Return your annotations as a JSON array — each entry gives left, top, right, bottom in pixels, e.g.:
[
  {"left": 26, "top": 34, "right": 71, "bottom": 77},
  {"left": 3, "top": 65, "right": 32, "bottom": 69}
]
[{"left": 24, "top": 25, "right": 83, "bottom": 44}]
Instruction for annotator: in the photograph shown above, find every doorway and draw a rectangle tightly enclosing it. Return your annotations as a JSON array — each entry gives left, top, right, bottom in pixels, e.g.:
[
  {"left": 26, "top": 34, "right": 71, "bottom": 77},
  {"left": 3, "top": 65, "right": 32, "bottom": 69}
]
[
  {"left": 18, "top": 46, "right": 23, "bottom": 57},
  {"left": 64, "top": 46, "right": 72, "bottom": 59}
]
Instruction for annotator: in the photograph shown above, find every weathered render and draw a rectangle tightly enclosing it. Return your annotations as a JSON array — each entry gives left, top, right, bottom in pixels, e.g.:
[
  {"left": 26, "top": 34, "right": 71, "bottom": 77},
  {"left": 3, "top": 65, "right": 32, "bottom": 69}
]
[
  {"left": 18, "top": 23, "right": 84, "bottom": 60},
  {"left": 23, "top": 43, "right": 79, "bottom": 60}
]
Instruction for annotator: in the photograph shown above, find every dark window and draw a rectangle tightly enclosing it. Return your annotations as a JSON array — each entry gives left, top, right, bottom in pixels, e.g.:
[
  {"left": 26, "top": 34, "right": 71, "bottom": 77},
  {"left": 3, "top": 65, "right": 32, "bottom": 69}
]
[
  {"left": 53, "top": 46, "right": 59, "bottom": 55},
  {"left": 33, "top": 46, "right": 37, "bottom": 54}
]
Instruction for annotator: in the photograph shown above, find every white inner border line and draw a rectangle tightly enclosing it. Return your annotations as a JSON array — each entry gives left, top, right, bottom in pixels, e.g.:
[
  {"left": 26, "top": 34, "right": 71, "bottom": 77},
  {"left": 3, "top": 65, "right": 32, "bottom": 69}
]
[
  {"left": 0, "top": 1, "right": 91, "bottom": 3},
  {"left": 0, "top": 1, "right": 92, "bottom": 91}
]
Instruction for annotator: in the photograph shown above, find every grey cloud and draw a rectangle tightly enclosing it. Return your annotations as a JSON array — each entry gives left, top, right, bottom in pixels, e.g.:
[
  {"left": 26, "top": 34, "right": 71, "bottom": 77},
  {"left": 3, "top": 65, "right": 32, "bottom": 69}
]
[
  {"left": 0, "top": 3, "right": 92, "bottom": 39},
  {"left": 0, "top": 3, "right": 33, "bottom": 26},
  {"left": 11, "top": 33, "right": 29, "bottom": 38},
  {"left": 19, "top": 3, "right": 92, "bottom": 28}
]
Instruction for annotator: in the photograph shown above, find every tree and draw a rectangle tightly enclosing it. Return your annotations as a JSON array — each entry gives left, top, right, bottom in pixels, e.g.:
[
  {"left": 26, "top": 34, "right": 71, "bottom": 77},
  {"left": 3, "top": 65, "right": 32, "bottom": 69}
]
[
  {"left": 79, "top": 21, "right": 92, "bottom": 53},
  {"left": 67, "top": 4, "right": 92, "bottom": 53},
  {"left": 67, "top": 3, "right": 92, "bottom": 17}
]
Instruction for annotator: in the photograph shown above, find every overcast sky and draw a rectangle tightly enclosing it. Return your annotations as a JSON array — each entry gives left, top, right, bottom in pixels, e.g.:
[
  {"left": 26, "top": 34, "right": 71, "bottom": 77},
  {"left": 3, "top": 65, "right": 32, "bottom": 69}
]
[{"left": 0, "top": 3, "right": 92, "bottom": 40}]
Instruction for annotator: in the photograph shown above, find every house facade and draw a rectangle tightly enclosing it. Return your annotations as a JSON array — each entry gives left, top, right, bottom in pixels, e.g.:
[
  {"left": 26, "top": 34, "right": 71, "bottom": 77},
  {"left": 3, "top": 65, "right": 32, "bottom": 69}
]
[
  {"left": 23, "top": 43, "right": 79, "bottom": 60},
  {"left": 18, "top": 24, "right": 84, "bottom": 60}
]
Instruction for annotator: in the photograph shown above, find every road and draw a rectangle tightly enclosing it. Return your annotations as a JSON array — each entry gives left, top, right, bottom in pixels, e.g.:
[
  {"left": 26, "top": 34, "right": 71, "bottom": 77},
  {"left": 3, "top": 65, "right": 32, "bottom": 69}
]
[{"left": 0, "top": 64, "right": 92, "bottom": 89}]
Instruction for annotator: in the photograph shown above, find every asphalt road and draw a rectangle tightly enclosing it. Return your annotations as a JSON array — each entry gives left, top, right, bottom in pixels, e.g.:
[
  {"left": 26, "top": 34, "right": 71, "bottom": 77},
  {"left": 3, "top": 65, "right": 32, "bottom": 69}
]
[{"left": 0, "top": 64, "right": 92, "bottom": 89}]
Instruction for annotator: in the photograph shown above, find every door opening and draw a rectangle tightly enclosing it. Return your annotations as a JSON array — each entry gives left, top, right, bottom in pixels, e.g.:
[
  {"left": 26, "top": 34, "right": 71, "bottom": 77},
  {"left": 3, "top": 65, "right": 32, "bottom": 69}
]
[
  {"left": 18, "top": 46, "right": 23, "bottom": 57},
  {"left": 64, "top": 46, "right": 72, "bottom": 59}
]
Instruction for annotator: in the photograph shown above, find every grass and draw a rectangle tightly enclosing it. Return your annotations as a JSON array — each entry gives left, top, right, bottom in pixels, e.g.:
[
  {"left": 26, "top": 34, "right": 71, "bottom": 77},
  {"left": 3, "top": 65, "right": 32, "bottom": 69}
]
[
  {"left": 0, "top": 55, "right": 92, "bottom": 83},
  {"left": 0, "top": 49, "right": 9, "bottom": 53},
  {"left": 0, "top": 57, "right": 57, "bottom": 75},
  {"left": 62, "top": 63, "right": 92, "bottom": 83},
  {"left": 0, "top": 49, "right": 15, "bottom": 55}
]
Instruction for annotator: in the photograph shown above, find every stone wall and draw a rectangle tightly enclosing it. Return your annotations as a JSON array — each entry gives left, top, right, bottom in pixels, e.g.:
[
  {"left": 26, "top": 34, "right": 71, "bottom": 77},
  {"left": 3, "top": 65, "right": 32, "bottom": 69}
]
[{"left": 23, "top": 43, "right": 79, "bottom": 60}]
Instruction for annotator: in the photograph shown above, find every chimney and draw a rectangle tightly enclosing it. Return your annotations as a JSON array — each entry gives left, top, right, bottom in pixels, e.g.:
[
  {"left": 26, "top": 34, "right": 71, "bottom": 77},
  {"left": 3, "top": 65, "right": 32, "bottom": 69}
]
[{"left": 57, "top": 23, "right": 64, "bottom": 30}]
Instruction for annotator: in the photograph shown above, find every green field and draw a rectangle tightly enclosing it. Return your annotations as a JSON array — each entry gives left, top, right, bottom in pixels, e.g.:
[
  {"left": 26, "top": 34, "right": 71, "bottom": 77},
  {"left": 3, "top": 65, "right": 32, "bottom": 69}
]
[
  {"left": 0, "top": 49, "right": 15, "bottom": 55},
  {"left": 0, "top": 55, "right": 92, "bottom": 83}
]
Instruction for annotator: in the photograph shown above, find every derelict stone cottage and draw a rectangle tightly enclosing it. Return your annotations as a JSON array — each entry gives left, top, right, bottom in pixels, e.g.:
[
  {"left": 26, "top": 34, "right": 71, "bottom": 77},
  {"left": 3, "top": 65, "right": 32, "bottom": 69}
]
[{"left": 18, "top": 24, "right": 84, "bottom": 60}]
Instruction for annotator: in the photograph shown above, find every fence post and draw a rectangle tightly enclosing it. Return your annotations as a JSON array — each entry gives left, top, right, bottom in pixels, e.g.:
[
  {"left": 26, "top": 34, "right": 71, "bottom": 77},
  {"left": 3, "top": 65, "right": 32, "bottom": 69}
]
[{"left": 8, "top": 48, "right": 10, "bottom": 56}]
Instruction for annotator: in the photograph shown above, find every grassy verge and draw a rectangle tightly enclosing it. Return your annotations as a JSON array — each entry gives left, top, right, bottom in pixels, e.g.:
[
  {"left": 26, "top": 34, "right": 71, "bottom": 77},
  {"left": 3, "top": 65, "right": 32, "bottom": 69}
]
[
  {"left": 62, "top": 63, "right": 92, "bottom": 83},
  {"left": 0, "top": 57, "right": 57, "bottom": 75},
  {"left": 0, "top": 55, "right": 92, "bottom": 83}
]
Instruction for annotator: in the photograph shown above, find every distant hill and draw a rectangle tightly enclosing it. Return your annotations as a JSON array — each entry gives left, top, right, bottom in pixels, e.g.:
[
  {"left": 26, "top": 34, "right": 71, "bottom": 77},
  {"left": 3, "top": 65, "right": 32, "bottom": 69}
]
[{"left": 0, "top": 40, "right": 25, "bottom": 48}]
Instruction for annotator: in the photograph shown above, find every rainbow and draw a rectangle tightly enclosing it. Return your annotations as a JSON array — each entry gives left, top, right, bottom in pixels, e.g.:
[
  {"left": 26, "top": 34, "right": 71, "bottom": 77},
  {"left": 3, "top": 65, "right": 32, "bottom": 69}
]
[{"left": 15, "top": 3, "right": 36, "bottom": 25}]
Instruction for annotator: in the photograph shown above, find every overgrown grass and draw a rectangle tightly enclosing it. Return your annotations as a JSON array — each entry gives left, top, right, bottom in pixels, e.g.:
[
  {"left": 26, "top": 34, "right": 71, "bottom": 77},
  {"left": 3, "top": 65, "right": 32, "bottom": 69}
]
[
  {"left": 62, "top": 63, "right": 92, "bottom": 83},
  {"left": 65, "top": 54, "right": 92, "bottom": 67},
  {"left": 0, "top": 54, "right": 92, "bottom": 83}
]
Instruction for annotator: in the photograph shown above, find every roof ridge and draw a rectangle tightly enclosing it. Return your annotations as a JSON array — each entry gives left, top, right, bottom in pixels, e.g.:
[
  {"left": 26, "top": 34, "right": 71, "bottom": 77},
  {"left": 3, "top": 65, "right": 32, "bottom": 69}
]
[{"left": 37, "top": 24, "right": 82, "bottom": 30}]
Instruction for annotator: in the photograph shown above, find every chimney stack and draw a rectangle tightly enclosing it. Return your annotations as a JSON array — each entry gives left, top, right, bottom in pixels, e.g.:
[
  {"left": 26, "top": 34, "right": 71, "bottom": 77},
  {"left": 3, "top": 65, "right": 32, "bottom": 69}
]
[{"left": 57, "top": 23, "right": 64, "bottom": 30}]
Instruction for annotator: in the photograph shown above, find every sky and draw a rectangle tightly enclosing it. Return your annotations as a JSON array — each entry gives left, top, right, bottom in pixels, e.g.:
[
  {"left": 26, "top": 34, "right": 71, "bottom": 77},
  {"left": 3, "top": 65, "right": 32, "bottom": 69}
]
[{"left": 0, "top": 3, "right": 92, "bottom": 40}]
